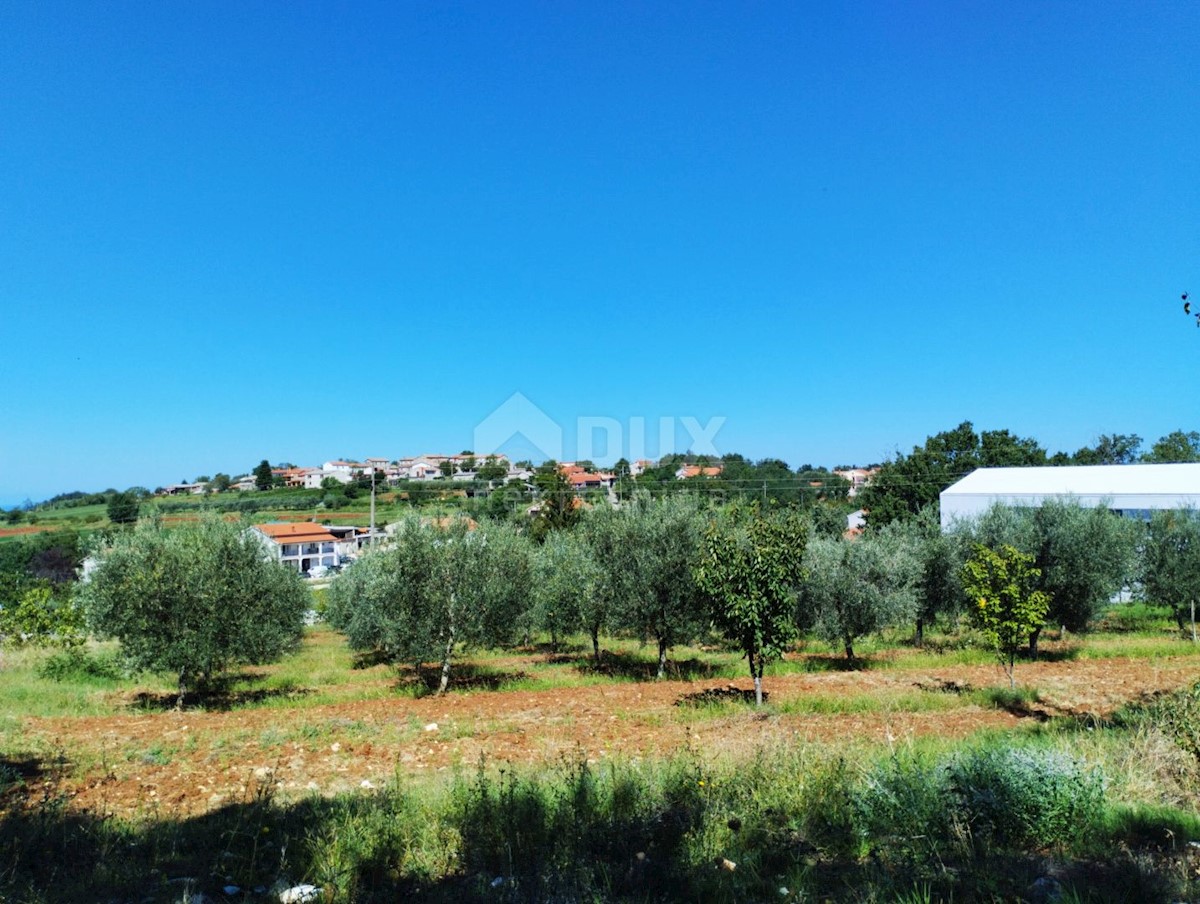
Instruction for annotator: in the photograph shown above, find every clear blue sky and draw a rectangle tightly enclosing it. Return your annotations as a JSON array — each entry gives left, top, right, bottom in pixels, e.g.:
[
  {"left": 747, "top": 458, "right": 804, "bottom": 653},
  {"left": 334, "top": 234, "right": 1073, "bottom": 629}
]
[{"left": 2, "top": 1, "right": 1197, "bottom": 506}]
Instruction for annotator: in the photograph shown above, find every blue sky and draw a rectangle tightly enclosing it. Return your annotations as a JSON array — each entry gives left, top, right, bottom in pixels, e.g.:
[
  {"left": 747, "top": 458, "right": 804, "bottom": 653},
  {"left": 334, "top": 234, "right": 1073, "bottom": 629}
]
[{"left": 1, "top": 2, "right": 1197, "bottom": 506}]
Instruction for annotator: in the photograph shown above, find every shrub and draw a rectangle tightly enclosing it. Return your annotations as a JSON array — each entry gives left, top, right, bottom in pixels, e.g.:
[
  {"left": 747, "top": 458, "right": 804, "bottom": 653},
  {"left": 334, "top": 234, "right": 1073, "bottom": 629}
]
[
  {"left": 1117, "top": 680, "right": 1200, "bottom": 764},
  {"left": 947, "top": 746, "right": 1105, "bottom": 849},
  {"left": 855, "top": 753, "right": 955, "bottom": 862},
  {"left": 37, "top": 648, "right": 127, "bottom": 683}
]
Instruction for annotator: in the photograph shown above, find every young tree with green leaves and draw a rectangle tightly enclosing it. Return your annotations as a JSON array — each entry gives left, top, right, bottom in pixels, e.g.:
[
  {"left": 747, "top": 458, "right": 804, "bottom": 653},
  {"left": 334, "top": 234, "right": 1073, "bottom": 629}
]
[
  {"left": 576, "top": 505, "right": 626, "bottom": 663},
  {"left": 961, "top": 543, "right": 1050, "bottom": 688},
  {"left": 326, "top": 517, "right": 532, "bottom": 693},
  {"left": 693, "top": 506, "right": 807, "bottom": 705},
  {"left": 0, "top": 575, "right": 85, "bottom": 658},
  {"left": 78, "top": 515, "right": 309, "bottom": 707}
]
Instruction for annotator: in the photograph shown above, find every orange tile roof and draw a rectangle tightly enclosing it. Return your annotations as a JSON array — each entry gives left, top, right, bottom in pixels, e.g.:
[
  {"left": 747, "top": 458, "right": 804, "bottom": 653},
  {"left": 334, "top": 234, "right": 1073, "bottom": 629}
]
[
  {"left": 254, "top": 523, "right": 339, "bottom": 544},
  {"left": 679, "top": 465, "right": 723, "bottom": 479}
]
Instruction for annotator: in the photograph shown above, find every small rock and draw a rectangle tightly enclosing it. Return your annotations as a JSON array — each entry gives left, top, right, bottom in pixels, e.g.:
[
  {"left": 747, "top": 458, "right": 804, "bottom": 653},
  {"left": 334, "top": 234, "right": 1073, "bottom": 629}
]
[
  {"left": 330, "top": 742, "right": 341, "bottom": 752},
  {"left": 278, "top": 885, "right": 322, "bottom": 904},
  {"left": 779, "top": 888, "right": 790, "bottom": 898},
  {"left": 424, "top": 723, "right": 438, "bottom": 732},
  {"left": 306, "top": 781, "right": 320, "bottom": 791},
  {"left": 491, "top": 876, "right": 505, "bottom": 888},
  {"left": 223, "top": 885, "right": 241, "bottom": 896},
  {"left": 714, "top": 857, "right": 737, "bottom": 872},
  {"left": 1027, "top": 875, "right": 1063, "bottom": 904},
  {"left": 360, "top": 779, "right": 376, "bottom": 790}
]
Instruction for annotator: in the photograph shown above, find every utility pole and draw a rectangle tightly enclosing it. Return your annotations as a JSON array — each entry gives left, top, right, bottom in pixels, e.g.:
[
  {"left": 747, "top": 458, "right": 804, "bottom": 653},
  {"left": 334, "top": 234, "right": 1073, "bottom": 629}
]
[{"left": 370, "top": 467, "right": 376, "bottom": 545}]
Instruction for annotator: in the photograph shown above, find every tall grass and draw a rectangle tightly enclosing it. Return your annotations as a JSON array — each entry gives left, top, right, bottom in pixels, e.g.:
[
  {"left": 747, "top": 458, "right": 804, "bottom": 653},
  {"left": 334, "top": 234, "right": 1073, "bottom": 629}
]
[{"left": 4, "top": 733, "right": 1198, "bottom": 903}]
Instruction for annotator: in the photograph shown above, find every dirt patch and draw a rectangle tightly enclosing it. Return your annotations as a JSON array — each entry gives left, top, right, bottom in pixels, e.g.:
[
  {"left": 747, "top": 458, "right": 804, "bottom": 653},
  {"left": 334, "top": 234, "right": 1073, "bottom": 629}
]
[
  {"left": 11, "top": 656, "right": 1200, "bottom": 820},
  {"left": 0, "top": 525, "right": 59, "bottom": 537}
]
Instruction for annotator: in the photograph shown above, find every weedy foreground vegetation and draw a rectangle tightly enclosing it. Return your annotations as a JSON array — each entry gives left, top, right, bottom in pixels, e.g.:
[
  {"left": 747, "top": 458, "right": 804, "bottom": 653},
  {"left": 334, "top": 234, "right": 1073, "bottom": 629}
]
[{"left": 4, "top": 611, "right": 1200, "bottom": 904}]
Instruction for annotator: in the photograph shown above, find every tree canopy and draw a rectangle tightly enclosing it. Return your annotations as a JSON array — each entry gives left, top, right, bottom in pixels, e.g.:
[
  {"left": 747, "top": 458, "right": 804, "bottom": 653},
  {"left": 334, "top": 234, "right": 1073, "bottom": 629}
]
[
  {"left": 964, "top": 500, "right": 1138, "bottom": 653},
  {"left": 799, "top": 526, "right": 922, "bottom": 662},
  {"left": 961, "top": 543, "right": 1050, "bottom": 688},
  {"left": 859, "top": 422, "right": 1046, "bottom": 527},
  {"left": 1141, "top": 510, "right": 1200, "bottom": 635},
  {"left": 78, "top": 515, "right": 309, "bottom": 706},
  {"left": 694, "top": 505, "right": 807, "bottom": 704},
  {"left": 326, "top": 517, "right": 532, "bottom": 693}
]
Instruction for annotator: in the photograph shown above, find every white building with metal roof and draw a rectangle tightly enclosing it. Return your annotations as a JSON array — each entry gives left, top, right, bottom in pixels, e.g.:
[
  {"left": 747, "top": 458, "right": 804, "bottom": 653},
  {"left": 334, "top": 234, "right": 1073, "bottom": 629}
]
[{"left": 939, "top": 463, "right": 1200, "bottom": 529}]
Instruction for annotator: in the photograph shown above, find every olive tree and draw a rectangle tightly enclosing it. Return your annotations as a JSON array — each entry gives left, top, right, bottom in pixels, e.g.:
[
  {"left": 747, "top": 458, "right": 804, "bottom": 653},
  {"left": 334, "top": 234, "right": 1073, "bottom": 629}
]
[
  {"left": 799, "top": 525, "right": 921, "bottom": 663},
  {"left": 575, "top": 505, "right": 626, "bottom": 663},
  {"left": 907, "top": 506, "right": 968, "bottom": 646},
  {"left": 600, "top": 495, "right": 707, "bottom": 678},
  {"left": 694, "top": 506, "right": 807, "bottom": 705},
  {"left": 326, "top": 517, "right": 532, "bottom": 693},
  {"left": 970, "top": 500, "right": 1139, "bottom": 655},
  {"left": 1141, "top": 509, "right": 1200, "bottom": 638},
  {"left": 531, "top": 530, "right": 603, "bottom": 652},
  {"left": 78, "top": 515, "right": 309, "bottom": 707}
]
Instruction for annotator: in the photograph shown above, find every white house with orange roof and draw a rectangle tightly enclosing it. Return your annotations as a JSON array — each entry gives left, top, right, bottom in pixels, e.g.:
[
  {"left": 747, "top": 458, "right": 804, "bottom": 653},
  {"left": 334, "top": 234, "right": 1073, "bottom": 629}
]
[
  {"left": 251, "top": 522, "right": 341, "bottom": 574},
  {"left": 675, "top": 463, "right": 723, "bottom": 480},
  {"left": 273, "top": 467, "right": 318, "bottom": 488},
  {"left": 559, "top": 462, "right": 616, "bottom": 490},
  {"left": 630, "top": 459, "right": 655, "bottom": 477}
]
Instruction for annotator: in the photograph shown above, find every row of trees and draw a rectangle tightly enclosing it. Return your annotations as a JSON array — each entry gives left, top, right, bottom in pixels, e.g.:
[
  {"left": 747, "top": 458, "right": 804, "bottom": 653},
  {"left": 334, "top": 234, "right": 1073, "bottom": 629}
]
[
  {"left": 324, "top": 496, "right": 1196, "bottom": 700},
  {"left": 14, "top": 497, "right": 1199, "bottom": 709}
]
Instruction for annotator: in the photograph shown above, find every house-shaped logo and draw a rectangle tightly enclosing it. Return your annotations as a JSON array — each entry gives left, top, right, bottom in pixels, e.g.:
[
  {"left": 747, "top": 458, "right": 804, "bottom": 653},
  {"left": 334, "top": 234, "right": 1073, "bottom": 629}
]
[{"left": 473, "top": 393, "right": 563, "bottom": 463}]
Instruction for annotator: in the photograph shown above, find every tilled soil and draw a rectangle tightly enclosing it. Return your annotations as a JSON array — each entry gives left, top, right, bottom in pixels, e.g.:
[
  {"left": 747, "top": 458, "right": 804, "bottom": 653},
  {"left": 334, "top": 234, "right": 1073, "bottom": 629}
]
[{"left": 9, "top": 653, "right": 1198, "bottom": 820}]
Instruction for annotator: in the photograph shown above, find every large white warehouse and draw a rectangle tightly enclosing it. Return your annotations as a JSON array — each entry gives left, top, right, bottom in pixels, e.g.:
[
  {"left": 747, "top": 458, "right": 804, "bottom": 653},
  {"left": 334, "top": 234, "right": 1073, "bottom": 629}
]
[{"left": 939, "top": 463, "right": 1200, "bottom": 528}]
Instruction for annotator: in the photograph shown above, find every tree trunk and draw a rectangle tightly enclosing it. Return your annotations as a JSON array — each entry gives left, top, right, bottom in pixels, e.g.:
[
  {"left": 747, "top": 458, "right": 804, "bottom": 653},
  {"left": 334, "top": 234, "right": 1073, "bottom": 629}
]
[
  {"left": 550, "top": 626, "right": 559, "bottom": 653},
  {"left": 438, "top": 624, "right": 455, "bottom": 695},
  {"left": 844, "top": 641, "right": 855, "bottom": 664},
  {"left": 1028, "top": 626, "right": 1041, "bottom": 660},
  {"left": 750, "top": 653, "right": 763, "bottom": 707},
  {"left": 591, "top": 627, "right": 601, "bottom": 665},
  {"left": 656, "top": 638, "right": 668, "bottom": 680},
  {"left": 914, "top": 617, "right": 925, "bottom": 648},
  {"left": 176, "top": 667, "right": 188, "bottom": 711}
]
